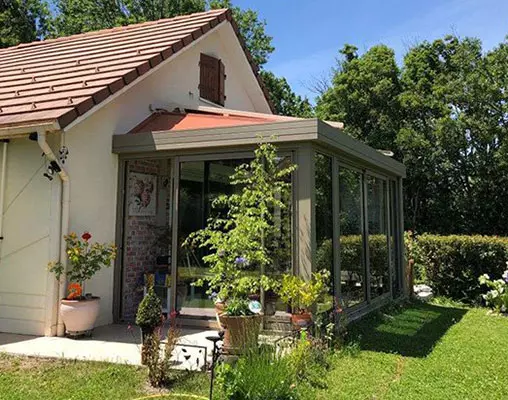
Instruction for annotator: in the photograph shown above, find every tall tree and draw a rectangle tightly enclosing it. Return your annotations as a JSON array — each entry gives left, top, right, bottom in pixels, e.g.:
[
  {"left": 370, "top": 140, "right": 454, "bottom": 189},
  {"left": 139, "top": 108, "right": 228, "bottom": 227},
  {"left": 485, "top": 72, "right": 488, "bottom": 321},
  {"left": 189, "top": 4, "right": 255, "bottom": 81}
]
[
  {"left": 0, "top": 0, "right": 51, "bottom": 47},
  {"left": 52, "top": 0, "right": 206, "bottom": 36},
  {"left": 209, "top": 0, "right": 273, "bottom": 67},
  {"left": 398, "top": 35, "right": 508, "bottom": 234},
  {"left": 317, "top": 35, "right": 508, "bottom": 235},
  {"left": 260, "top": 71, "right": 314, "bottom": 118},
  {"left": 316, "top": 44, "right": 402, "bottom": 152}
]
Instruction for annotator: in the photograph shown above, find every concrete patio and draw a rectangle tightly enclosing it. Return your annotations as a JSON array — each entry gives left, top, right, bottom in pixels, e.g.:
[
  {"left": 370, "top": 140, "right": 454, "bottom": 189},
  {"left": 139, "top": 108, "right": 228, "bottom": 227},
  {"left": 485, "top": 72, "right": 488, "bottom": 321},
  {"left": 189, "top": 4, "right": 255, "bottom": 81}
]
[{"left": 0, "top": 324, "right": 219, "bottom": 371}]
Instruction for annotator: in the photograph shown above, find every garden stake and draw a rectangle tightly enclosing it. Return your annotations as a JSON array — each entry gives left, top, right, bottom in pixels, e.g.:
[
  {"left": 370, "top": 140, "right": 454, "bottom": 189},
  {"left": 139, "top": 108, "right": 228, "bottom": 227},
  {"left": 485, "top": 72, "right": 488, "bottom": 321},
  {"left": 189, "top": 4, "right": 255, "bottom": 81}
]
[{"left": 206, "top": 332, "right": 223, "bottom": 400}]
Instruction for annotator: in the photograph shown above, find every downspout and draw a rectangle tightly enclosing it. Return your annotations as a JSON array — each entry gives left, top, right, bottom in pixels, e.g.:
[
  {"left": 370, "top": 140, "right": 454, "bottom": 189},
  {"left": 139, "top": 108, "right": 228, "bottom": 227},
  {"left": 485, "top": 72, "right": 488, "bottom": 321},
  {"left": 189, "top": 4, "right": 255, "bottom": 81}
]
[
  {"left": 37, "top": 129, "right": 70, "bottom": 337},
  {"left": 0, "top": 140, "right": 8, "bottom": 241}
]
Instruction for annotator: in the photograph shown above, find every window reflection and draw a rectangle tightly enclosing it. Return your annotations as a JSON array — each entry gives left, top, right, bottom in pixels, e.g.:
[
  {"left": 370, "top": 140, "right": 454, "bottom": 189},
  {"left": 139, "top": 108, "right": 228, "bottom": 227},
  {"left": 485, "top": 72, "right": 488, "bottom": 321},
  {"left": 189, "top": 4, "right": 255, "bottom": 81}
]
[
  {"left": 339, "top": 168, "right": 365, "bottom": 307},
  {"left": 177, "top": 157, "right": 293, "bottom": 317},
  {"left": 390, "top": 180, "right": 401, "bottom": 297},
  {"left": 267, "top": 156, "right": 293, "bottom": 275},
  {"left": 264, "top": 156, "right": 293, "bottom": 314},
  {"left": 177, "top": 159, "right": 250, "bottom": 316},
  {"left": 367, "top": 176, "right": 390, "bottom": 299},
  {"left": 315, "top": 153, "right": 333, "bottom": 294}
]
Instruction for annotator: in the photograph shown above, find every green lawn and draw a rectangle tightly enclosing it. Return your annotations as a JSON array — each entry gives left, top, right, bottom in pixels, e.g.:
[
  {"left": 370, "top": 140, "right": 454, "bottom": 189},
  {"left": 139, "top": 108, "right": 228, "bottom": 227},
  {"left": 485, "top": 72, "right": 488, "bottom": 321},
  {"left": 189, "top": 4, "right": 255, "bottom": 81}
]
[
  {"left": 1, "top": 302, "right": 507, "bottom": 400},
  {"left": 0, "top": 355, "right": 209, "bottom": 400},
  {"left": 316, "top": 301, "right": 508, "bottom": 400}
]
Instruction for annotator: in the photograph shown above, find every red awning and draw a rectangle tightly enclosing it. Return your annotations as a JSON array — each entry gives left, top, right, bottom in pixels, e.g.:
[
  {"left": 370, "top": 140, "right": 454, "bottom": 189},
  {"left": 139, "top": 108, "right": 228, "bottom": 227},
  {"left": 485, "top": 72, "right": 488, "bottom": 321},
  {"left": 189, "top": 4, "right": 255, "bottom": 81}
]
[{"left": 129, "top": 111, "right": 278, "bottom": 133}]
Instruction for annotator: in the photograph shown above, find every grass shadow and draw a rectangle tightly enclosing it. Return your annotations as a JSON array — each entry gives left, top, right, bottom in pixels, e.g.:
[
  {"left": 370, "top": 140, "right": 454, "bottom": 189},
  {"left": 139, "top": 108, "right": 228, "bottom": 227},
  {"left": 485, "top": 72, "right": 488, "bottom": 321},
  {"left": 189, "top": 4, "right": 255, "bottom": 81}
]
[{"left": 347, "top": 301, "right": 468, "bottom": 357}]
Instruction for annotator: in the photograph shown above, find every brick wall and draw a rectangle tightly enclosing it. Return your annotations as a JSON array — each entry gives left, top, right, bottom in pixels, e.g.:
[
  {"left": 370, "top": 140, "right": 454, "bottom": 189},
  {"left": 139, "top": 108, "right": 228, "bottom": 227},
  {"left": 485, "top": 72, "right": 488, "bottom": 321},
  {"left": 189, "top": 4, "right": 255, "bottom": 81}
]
[{"left": 122, "top": 159, "right": 171, "bottom": 320}]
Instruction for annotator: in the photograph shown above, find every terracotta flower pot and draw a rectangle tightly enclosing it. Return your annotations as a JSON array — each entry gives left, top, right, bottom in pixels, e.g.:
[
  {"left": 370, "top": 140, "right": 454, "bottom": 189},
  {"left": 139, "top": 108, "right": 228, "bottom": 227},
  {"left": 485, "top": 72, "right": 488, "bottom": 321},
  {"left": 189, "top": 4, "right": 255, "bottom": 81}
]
[
  {"left": 218, "top": 314, "right": 262, "bottom": 355},
  {"left": 291, "top": 312, "right": 312, "bottom": 329},
  {"left": 60, "top": 297, "right": 100, "bottom": 336}
]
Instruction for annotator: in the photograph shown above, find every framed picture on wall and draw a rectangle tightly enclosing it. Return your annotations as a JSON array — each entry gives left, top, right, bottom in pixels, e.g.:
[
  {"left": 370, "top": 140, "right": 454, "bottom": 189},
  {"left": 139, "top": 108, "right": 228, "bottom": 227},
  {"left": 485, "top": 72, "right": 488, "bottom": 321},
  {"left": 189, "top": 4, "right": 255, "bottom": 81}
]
[{"left": 128, "top": 172, "right": 157, "bottom": 216}]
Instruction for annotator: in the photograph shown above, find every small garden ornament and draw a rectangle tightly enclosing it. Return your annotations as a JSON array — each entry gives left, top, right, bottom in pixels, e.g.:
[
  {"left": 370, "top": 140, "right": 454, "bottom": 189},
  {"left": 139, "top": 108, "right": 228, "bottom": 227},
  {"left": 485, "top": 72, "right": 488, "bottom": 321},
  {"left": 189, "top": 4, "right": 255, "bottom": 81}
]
[{"left": 48, "top": 232, "right": 116, "bottom": 336}]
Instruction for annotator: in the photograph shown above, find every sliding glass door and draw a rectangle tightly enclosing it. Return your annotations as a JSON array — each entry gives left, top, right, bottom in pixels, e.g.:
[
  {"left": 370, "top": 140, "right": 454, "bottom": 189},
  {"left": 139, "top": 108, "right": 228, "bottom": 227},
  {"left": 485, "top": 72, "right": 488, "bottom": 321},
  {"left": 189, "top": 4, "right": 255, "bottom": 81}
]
[
  {"left": 366, "top": 176, "right": 390, "bottom": 299},
  {"left": 176, "top": 159, "right": 249, "bottom": 318},
  {"left": 336, "top": 164, "right": 393, "bottom": 309},
  {"left": 338, "top": 167, "right": 366, "bottom": 307},
  {"left": 175, "top": 156, "right": 294, "bottom": 318}
]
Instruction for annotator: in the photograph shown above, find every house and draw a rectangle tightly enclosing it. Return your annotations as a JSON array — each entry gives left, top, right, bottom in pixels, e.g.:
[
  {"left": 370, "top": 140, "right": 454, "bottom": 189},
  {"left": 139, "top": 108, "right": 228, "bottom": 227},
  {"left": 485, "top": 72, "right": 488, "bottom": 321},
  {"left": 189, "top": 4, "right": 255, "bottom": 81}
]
[{"left": 0, "top": 9, "right": 406, "bottom": 337}]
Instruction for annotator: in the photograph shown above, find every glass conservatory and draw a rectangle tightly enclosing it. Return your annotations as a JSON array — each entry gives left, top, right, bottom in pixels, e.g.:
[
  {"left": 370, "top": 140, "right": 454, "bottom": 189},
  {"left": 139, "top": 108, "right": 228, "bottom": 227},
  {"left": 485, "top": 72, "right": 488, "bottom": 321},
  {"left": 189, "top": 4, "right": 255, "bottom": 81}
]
[{"left": 112, "top": 110, "right": 406, "bottom": 325}]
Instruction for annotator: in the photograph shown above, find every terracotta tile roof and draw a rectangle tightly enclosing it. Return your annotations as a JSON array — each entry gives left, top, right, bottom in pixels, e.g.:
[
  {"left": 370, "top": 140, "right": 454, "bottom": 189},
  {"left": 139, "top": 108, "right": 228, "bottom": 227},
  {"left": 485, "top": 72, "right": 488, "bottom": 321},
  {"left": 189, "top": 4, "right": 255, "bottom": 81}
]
[
  {"left": 0, "top": 8, "right": 272, "bottom": 132},
  {"left": 129, "top": 110, "right": 278, "bottom": 133}
]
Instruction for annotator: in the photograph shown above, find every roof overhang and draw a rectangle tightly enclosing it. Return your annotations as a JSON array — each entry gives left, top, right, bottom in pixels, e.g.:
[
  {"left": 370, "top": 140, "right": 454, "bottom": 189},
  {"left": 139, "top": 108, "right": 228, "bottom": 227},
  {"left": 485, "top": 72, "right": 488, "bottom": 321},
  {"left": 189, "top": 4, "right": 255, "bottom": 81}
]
[
  {"left": 0, "top": 120, "right": 60, "bottom": 138},
  {"left": 112, "top": 117, "right": 406, "bottom": 178}
]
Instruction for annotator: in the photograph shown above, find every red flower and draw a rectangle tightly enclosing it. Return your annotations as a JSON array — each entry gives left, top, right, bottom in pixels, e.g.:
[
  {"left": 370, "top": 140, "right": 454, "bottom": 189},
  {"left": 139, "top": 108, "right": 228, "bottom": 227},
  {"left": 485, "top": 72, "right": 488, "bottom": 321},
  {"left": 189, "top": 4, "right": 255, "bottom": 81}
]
[
  {"left": 67, "top": 283, "right": 82, "bottom": 300},
  {"left": 82, "top": 232, "right": 92, "bottom": 241}
]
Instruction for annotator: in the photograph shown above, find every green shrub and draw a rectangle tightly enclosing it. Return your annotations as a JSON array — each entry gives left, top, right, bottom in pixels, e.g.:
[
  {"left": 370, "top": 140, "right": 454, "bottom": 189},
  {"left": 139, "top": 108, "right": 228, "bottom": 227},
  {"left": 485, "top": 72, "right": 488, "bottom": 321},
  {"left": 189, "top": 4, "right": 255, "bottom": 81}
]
[
  {"left": 216, "top": 333, "right": 332, "bottom": 400},
  {"left": 144, "top": 326, "right": 179, "bottom": 387},
  {"left": 479, "top": 268, "right": 508, "bottom": 313},
  {"left": 135, "top": 287, "right": 162, "bottom": 330},
  {"left": 216, "top": 347, "right": 298, "bottom": 400},
  {"left": 286, "top": 332, "right": 330, "bottom": 389},
  {"left": 317, "top": 235, "right": 388, "bottom": 276},
  {"left": 414, "top": 234, "right": 508, "bottom": 303}
]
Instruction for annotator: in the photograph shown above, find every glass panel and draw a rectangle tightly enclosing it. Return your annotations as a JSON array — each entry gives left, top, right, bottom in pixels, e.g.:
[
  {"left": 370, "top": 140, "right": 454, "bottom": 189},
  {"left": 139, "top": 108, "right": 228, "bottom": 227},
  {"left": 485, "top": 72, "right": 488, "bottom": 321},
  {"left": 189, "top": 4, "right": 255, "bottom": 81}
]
[
  {"left": 122, "top": 159, "right": 172, "bottom": 320},
  {"left": 367, "top": 176, "right": 390, "bottom": 299},
  {"left": 267, "top": 156, "right": 294, "bottom": 275},
  {"left": 264, "top": 156, "right": 293, "bottom": 314},
  {"left": 315, "top": 153, "right": 334, "bottom": 294},
  {"left": 390, "top": 180, "right": 401, "bottom": 297},
  {"left": 177, "top": 157, "right": 294, "bottom": 317},
  {"left": 177, "top": 159, "right": 249, "bottom": 317},
  {"left": 338, "top": 167, "right": 366, "bottom": 307}
]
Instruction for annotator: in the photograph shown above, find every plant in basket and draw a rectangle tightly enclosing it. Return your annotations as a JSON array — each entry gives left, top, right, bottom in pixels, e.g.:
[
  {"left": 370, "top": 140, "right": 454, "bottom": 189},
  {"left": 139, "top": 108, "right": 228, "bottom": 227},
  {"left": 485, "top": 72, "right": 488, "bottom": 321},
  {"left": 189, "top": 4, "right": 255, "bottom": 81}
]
[
  {"left": 184, "top": 141, "right": 296, "bottom": 354},
  {"left": 48, "top": 232, "right": 116, "bottom": 336}
]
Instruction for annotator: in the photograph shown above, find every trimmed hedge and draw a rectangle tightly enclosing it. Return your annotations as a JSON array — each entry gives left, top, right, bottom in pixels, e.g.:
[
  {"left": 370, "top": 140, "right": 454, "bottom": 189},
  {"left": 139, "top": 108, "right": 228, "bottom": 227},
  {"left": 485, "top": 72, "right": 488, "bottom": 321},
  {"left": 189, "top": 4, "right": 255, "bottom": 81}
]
[
  {"left": 413, "top": 234, "right": 508, "bottom": 303},
  {"left": 316, "top": 235, "right": 389, "bottom": 276}
]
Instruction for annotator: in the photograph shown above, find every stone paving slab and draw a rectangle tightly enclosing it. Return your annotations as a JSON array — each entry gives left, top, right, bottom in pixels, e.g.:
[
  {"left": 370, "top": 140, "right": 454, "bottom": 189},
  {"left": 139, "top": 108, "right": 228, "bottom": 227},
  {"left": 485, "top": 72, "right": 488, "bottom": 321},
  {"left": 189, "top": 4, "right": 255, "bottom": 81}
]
[{"left": 0, "top": 324, "right": 218, "bottom": 370}]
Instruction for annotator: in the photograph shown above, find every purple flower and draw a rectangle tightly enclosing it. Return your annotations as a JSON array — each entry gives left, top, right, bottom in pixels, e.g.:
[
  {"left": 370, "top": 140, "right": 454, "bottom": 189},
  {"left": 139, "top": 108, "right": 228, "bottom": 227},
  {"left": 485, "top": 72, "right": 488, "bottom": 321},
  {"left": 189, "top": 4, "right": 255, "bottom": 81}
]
[{"left": 235, "top": 257, "right": 247, "bottom": 265}]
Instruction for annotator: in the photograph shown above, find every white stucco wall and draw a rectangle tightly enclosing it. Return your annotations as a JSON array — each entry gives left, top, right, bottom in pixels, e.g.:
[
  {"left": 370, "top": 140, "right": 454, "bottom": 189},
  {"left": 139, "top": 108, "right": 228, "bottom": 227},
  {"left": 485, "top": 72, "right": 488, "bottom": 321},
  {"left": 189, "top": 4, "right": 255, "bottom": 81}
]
[
  {"left": 63, "top": 21, "right": 270, "bottom": 327},
  {"left": 0, "top": 137, "right": 59, "bottom": 336}
]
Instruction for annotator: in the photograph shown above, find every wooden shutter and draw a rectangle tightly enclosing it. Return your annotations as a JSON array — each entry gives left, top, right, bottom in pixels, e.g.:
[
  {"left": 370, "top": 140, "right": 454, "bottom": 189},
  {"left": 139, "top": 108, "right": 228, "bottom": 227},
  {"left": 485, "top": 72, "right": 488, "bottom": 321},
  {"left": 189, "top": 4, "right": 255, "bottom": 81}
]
[
  {"left": 218, "top": 59, "right": 226, "bottom": 106},
  {"left": 199, "top": 53, "right": 225, "bottom": 105},
  {"left": 199, "top": 53, "right": 219, "bottom": 103}
]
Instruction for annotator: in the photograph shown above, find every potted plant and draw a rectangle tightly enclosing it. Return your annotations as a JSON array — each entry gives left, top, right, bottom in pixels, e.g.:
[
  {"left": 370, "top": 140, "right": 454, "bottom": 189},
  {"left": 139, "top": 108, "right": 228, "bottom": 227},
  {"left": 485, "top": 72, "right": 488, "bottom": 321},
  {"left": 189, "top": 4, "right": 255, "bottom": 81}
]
[
  {"left": 184, "top": 142, "right": 296, "bottom": 354},
  {"left": 135, "top": 286, "right": 163, "bottom": 364},
  {"left": 279, "top": 270, "right": 330, "bottom": 329},
  {"left": 48, "top": 232, "right": 116, "bottom": 336}
]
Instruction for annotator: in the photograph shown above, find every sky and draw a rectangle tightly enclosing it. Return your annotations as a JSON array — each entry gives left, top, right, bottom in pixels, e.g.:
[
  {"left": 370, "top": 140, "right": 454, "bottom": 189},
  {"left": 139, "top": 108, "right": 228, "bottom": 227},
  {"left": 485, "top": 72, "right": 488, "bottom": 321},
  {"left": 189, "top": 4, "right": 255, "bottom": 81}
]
[{"left": 231, "top": 0, "right": 508, "bottom": 101}]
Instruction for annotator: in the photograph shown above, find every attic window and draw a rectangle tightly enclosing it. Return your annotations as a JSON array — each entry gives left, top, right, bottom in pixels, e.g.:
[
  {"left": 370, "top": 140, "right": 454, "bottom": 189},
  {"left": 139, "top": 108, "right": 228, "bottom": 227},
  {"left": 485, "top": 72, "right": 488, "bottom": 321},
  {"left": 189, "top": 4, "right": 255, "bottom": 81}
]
[{"left": 199, "top": 53, "right": 225, "bottom": 106}]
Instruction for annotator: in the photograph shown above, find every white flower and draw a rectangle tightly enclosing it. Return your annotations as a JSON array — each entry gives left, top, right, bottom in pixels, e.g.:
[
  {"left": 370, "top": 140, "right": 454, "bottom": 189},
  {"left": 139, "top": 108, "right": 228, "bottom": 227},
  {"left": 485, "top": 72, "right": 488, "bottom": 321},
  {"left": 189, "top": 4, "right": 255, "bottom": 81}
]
[{"left": 502, "top": 269, "right": 508, "bottom": 283}]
